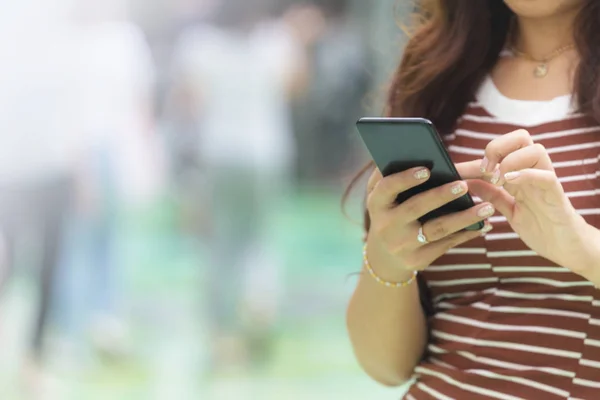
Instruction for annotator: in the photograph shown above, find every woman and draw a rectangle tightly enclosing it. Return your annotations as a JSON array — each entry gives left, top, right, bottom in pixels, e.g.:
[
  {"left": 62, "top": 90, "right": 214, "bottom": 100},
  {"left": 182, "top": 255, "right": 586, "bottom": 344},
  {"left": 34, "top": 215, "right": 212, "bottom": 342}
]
[{"left": 346, "top": 0, "right": 600, "bottom": 398}]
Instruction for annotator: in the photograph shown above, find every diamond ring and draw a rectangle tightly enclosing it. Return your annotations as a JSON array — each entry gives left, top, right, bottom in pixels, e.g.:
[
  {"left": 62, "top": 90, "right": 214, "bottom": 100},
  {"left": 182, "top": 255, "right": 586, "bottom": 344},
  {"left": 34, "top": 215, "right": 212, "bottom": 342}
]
[{"left": 417, "top": 226, "right": 429, "bottom": 244}]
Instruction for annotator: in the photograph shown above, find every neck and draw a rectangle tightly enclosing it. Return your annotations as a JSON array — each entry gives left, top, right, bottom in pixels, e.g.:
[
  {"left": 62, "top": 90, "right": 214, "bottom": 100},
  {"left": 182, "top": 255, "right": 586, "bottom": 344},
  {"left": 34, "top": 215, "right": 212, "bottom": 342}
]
[{"left": 514, "top": 11, "right": 579, "bottom": 59}]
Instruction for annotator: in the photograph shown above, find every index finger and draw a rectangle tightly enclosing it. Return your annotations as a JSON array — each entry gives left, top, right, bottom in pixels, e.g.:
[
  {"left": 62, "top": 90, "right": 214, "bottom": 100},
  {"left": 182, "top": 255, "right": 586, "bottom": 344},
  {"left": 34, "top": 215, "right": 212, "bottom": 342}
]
[
  {"left": 481, "top": 129, "right": 534, "bottom": 173},
  {"left": 366, "top": 168, "right": 383, "bottom": 195},
  {"left": 455, "top": 160, "right": 486, "bottom": 180},
  {"left": 367, "top": 167, "right": 431, "bottom": 211}
]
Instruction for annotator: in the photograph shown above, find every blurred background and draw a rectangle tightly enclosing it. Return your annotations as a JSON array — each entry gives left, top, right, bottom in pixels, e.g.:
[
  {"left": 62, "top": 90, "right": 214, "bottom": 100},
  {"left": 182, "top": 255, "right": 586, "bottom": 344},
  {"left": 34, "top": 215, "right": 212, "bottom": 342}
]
[{"left": 0, "top": 0, "right": 412, "bottom": 398}]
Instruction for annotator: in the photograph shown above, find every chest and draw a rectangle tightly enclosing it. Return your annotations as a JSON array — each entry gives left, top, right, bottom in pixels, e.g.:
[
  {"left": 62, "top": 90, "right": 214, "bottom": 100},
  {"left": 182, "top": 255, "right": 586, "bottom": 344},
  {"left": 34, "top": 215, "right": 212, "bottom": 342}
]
[
  {"left": 422, "top": 107, "right": 600, "bottom": 303},
  {"left": 449, "top": 107, "right": 600, "bottom": 226}
]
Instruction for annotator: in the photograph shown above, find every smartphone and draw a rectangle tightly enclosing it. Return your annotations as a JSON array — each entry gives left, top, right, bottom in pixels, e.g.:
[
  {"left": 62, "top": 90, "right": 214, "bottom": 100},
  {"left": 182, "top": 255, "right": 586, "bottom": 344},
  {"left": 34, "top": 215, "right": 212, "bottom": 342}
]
[{"left": 356, "top": 117, "right": 484, "bottom": 231}]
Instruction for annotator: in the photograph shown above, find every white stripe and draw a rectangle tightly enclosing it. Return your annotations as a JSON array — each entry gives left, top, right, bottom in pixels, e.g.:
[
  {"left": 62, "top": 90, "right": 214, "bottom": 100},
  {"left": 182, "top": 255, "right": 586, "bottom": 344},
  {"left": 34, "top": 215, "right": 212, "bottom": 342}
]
[
  {"left": 567, "top": 190, "right": 600, "bottom": 198},
  {"left": 500, "top": 277, "right": 594, "bottom": 288},
  {"left": 461, "top": 113, "right": 587, "bottom": 124},
  {"left": 449, "top": 142, "right": 600, "bottom": 156},
  {"left": 416, "top": 382, "right": 455, "bottom": 400},
  {"left": 489, "top": 209, "right": 600, "bottom": 219},
  {"left": 579, "top": 208, "right": 600, "bottom": 216},
  {"left": 593, "top": 300, "right": 600, "bottom": 307},
  {"left": 590, "top": 318, "right": 600, "bottom": 326},
  {"left": 467, "top": 102, "right": 483, "bottom": 108},
  {"left": 446, "top": 248, "right": 486, "bottom": 255},
  {"left": 573, "top": 378, "right": 600, "bottom": 389},
  {"left": 427, "top": 264, "right": 491, "bottom": 272},
  {"left": 487, "top": 250, "right": 537, "bottom": 258},
  {"left": 470, "top": 302, "right": 590, "bottom": 320},
  {"left": 436, "top": 302, "right": 457, "bottom": 310},
  {"left": 415, "top": 366, "right": 524, "bottom": 400},
  {"left": 547, "top": 141, "right": 600, "bottom": 154},
  {"left": 459, "top": 114, "right": 502, "bottom": 123},
  {"left": 488, "top": 207, "right": 600, "bottom": 222},
  {"left": 455, "top": 126, "right": 600, "bottom": 142},
  {"left": 491, "top": 289, "right": 593, "bottom": 302},
  {"left": 584, "top": 338, "right": 600, "bottom": 348},
  {"left": 454, "top": 130, "right": 501, "bottom": 141},
  {"left": 468, "top": 369, "right": 569, "bottom": 397},
  {"left": 448, "top": 145, "right": 485, "bottom": 156},
  {"left": 427, "top": 344, "right": 575, "bottom": 378},
  {"left": 433, "top": 291, "right": 479, "bottom": 303},
  {"left": 553, "top": 157, "right": 599, "bottom": 168},
  {"left": 427, "top": 277, "right": 498, "bottom": 287},
  {"left": 435, "top": 313, "right": 586, "bottom": 339},
  {"left": 485, "top": 232, "right": 520, "bottom": 241},
  {"left": 428, "top": 344, "right": 447, "bottom": 354},
  {"left": 459, "top": 114, "right": 497, "bottom": 123},
  {"left": 493, "top": 266, "right": 569, "bottom": 273},
  {"left": 432, "top": 330, "right": 581, "bottom": 359},
  {"left": 429, "top": 357, "right": 457, "bottom": 370},
  {"left": 535, "top": 126, "right": 600, "bottom": 140},
  {"left": 405, "top": 394, "right": 418, "bottom": 400},
  {"left": 580, "top": 359, "right": 600, "bottom": 369},
  {"left": 447, "top": 143, "right": 600, "bottom": 157},
  {"left": 559, "top": 173, "right": 599, "bottom": 183}
]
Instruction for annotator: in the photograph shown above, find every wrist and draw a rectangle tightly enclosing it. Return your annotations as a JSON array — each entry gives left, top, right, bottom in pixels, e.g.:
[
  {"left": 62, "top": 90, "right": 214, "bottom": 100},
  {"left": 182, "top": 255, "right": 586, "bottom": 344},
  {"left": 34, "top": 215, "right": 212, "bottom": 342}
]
[
  {"left": 565, "top": 217, "right": 600, "bottom": 280},
  {"left": 364, "top": 241, "right": 417, "bottom": 284}
]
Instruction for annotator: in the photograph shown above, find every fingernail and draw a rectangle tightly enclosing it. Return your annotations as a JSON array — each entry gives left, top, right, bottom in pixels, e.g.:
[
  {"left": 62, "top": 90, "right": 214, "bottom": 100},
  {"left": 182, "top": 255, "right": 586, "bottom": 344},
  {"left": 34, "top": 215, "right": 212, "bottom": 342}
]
[
  {"left": 414, "top": 168, "right": 430, "bottom": 180},
  {"left": 481, "top": 223, "right": 494, "bottom": 236},
  {"left": 505, "top": 171, "right": 521, "bottom": 181},
  {"left": 451, "top": 183, "right": 465, "bottom": 195},
  {"left": 490, "top": 169, "right": 501, "bottom": 185},
  {"left": 478, "top": 205, "right": 495, "bottom": 218},
  {"left": 480, "top": 157, "right": 489, "bottom": 173}
]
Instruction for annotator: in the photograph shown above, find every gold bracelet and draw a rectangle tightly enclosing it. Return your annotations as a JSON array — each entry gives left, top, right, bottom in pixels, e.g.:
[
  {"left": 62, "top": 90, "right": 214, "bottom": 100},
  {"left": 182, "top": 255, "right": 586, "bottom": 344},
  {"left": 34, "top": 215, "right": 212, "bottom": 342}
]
[{"left": 363, "top": 244, "right": 418, "bottom": 288}]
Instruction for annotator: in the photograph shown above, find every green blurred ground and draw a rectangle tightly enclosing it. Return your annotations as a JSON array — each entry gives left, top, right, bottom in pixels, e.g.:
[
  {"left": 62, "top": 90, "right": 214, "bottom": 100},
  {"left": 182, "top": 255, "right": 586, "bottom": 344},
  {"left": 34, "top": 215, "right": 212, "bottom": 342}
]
[{"left": 0, "top": 188, "right": 405, "bottom": 400}]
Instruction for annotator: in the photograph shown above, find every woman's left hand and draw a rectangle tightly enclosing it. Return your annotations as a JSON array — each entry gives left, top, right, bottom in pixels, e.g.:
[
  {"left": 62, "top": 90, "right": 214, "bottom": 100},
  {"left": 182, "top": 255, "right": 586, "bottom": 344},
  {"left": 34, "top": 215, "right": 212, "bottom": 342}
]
[{"left": 468, "top": 129, "right": 599, "bottom": 274}]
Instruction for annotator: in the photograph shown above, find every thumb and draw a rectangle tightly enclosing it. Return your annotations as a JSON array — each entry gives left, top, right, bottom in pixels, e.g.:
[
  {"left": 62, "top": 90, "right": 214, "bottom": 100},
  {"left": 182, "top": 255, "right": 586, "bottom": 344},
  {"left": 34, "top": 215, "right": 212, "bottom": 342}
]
[
  {"left": 456, "top": 160, "right": 485, "bottom": 180},
  {"left": 503, "top": 169, "right": 560, "bottom": 191},
  {"left": 467, "top": 179, "right": 515, "bottom": 219}
]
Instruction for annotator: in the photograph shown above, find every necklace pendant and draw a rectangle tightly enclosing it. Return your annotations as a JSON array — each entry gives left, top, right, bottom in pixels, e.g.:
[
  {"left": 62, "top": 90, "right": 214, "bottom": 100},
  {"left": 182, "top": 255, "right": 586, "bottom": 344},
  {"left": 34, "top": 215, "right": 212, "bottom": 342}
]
[{"left": 534, "top": 63, "right": 549, "bottom": 78}]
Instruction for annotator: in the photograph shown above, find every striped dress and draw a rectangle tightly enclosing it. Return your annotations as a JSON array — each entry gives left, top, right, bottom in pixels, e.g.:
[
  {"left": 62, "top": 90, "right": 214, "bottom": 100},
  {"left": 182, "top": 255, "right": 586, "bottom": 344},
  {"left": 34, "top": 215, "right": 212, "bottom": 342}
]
[{"left": 405, "top": 76, "right": 600, "bottom": 399}]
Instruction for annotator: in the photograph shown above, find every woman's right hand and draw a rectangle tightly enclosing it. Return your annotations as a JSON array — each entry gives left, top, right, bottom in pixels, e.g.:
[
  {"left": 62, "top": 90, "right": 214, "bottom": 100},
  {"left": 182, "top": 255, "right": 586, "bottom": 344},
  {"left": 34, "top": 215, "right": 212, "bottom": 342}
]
[{"left": 366, "top": 165, "right": 495, "bottom": 274}]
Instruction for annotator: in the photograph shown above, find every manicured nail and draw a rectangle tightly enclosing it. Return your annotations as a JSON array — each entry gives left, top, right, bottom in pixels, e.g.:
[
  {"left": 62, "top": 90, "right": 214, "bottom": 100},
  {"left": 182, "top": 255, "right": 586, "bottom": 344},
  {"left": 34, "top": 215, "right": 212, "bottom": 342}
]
[
  {"left": 451, "top": 183, "right": 465, "bottom": 195},
  {"left": 480, "top": 223, "right": 494, "bottom": 236},
  {"left": 414, "top": 169, "right": 430, "bottom": 180},
  {"left": 490, "top": 169, "right": 501, "bottom": 185},
  {"left": 504, "top": 171, "right": 521, "bottom": 181},
  {"left": 478, "top": 205, "right": 495, "bottom": 218},
  {"left": 480, "top": 157, "right": 489, "bottom": 173}
]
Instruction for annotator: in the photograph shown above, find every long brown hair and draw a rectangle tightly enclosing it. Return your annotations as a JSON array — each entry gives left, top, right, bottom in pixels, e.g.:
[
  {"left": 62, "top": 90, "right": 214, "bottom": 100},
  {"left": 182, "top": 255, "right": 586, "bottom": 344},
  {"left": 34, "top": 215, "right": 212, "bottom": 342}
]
[{"left": 345, "top": 0, "right": 600, "bottom": 234}]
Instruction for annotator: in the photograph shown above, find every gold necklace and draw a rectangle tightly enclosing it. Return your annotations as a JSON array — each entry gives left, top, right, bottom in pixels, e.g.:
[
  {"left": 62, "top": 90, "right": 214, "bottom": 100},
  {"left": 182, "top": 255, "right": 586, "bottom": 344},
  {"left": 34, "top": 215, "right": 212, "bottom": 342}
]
[{"left": 510, "top": 43, "right": 576, "bottom": 78}]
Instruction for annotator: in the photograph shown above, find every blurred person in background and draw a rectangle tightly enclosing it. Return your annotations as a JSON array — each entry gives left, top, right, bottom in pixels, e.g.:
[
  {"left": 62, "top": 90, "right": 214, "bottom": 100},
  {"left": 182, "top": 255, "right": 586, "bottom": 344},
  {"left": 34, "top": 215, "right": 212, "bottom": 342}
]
[
  {"left": 53, "top": 0, "right": 161, "bottom": 365},
  {"left": 294, "top": 0, "right": 370, "bottom": 184},
  {"left": 0, "top": 2, "right": 79, "bottom": 394},
  {"left": 168, "top": 0, "right": 324, "bottom": 372}
]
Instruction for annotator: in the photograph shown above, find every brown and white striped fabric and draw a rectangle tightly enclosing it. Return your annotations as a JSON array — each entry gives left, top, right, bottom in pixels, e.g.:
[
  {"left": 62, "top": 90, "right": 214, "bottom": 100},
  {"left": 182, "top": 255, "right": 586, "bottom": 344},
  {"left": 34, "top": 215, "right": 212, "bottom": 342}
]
[{"left": 405, "top": 76, "right": 600, "bottom": 399}]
